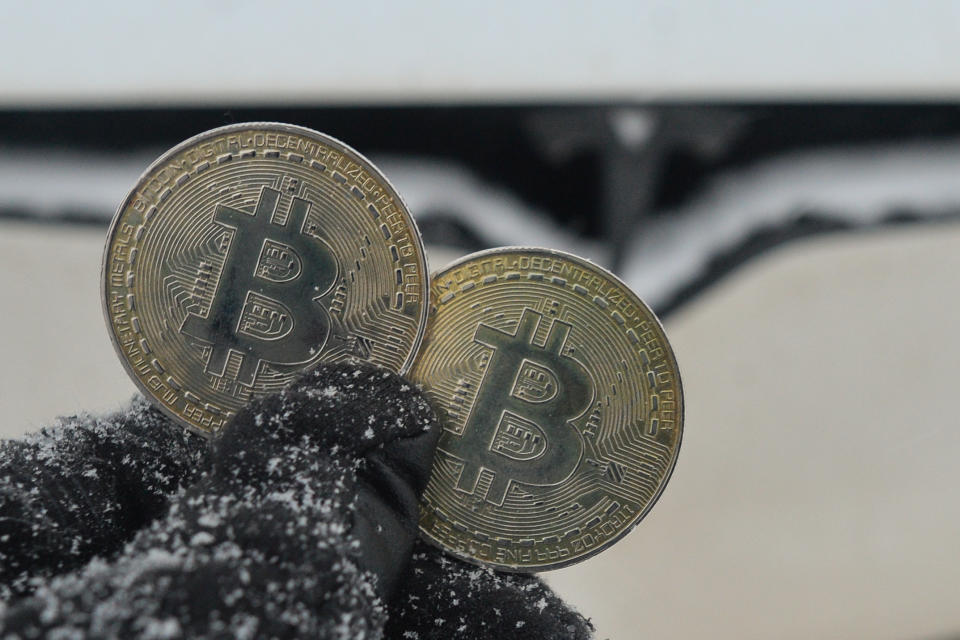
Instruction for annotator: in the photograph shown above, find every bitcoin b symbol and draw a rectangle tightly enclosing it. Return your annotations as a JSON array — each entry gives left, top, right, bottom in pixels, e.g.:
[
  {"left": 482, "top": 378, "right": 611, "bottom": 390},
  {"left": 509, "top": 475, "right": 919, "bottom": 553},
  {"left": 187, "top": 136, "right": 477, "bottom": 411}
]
[
  {"left": 181, "top": 186, "right": 338, "bottom": 385},
  {"left": 444, "top": 308, "right": 593, "bottom": 505}
]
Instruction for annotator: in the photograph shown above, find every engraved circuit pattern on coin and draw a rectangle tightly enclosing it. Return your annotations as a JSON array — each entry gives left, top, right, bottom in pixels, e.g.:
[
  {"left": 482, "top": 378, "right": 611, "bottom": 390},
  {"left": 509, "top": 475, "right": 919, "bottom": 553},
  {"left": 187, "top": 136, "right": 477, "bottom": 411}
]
[
  {"left": 411, "top": 248, "right": 682, "bottom": 571},
  {"left": 103, "top": 123, "right": 428, "bottom": 435}
]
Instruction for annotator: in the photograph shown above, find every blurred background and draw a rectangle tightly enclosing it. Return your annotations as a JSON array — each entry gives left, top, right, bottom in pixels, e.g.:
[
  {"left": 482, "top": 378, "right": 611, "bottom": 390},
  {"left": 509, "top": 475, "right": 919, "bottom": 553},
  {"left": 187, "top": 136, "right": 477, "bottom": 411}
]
[{"left": 1, "top": 2, "right": 959, "bottom": 638}]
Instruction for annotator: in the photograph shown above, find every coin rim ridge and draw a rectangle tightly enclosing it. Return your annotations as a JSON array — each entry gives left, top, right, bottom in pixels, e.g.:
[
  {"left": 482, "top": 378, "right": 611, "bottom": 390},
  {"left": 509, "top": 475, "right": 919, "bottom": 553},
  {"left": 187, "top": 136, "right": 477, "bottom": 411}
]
[
  {"left": 416, "top": 245, "right": 684, "bottom": 572},
  {"left": 100, "top": 121, "right": 430, "bottom": 438}
]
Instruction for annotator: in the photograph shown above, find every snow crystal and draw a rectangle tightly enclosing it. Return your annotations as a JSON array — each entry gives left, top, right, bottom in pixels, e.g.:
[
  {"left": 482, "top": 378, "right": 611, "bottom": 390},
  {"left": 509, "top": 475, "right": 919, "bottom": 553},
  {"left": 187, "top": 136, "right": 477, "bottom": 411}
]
[
  {"left": 140, "top": 617, "right": 182, "bottom": 639},
  {"left": 232, "top": 613, "right": 259, "bottom": 640},
  {"left": 189, "top": 532, "right": 215, "bottom": 546},
  {"left": 196, "top": 513, "right": 221, "bottom": 528}
]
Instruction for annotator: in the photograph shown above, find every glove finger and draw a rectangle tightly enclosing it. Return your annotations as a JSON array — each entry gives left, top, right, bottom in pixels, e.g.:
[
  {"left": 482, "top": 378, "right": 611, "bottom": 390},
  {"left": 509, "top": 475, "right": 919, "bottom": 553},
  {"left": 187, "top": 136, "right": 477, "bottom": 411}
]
[
  {"left": 0, "top": 397, "right": 208, "bottom": 599},
  {"left": 352, "top": 393, "right": 441, "bottom": 600},
  {"left": 214, "top": 363, "right": 437, "bottom": 484},
  {"left": 219, "top": 361, "right": 442, "bottom": 601}
]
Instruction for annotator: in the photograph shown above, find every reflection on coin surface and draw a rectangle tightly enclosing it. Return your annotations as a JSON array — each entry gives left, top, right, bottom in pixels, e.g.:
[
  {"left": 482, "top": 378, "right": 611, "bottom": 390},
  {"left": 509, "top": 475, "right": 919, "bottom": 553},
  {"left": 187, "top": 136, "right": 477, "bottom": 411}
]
[
  {"left": 103, "top": 123, "right": 428, "bottom": 435},
  {"left": 411, "top": 248, "right": 682, "bottom": 571}
]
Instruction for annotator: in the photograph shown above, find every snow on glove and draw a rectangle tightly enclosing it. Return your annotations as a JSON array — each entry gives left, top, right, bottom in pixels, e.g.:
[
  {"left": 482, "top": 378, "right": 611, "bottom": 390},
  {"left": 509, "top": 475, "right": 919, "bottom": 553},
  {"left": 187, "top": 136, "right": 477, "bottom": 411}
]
[
  {"left": 0, "top": 396, "right": 208, "bottom": 601},
  {"left": 386, "top": 540, "right": 595, "bottom": 640},
  {"left": 0, "top": 362, "right": 439, "bottom": 639}
]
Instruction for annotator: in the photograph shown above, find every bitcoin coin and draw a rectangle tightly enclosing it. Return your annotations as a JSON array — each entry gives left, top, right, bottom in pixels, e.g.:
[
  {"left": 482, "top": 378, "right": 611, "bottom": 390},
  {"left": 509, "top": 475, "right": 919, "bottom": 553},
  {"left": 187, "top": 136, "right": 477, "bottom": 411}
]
[
  {"left": 411, "top": 248, "right": 682, "bottom": 571},
  {"left": 102, "top": 123, "right": 428, "bottom": 435}
]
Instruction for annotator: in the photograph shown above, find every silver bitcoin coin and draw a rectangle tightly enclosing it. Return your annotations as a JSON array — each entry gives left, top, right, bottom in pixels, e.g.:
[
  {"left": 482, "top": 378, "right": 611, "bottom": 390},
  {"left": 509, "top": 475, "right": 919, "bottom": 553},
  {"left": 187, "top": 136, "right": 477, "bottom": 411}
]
[
  {"left": 103, "top": 123, "right": 428, "bottom": 435},
  {"left": 411, "top": 247, "right": 683, "bottom": 571}
]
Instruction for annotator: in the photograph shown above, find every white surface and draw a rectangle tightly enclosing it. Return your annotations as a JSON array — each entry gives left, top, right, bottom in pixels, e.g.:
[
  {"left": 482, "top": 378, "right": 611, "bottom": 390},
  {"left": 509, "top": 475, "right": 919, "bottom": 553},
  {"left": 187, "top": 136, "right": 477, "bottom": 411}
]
[
  {"left": 3, "top": 1, "right": 960, "bottom": 104},
  {"left": 1, "top": 220, "right": 958, "bottom": 638},
  {"left": 0, "top": 222, "right": 137, "bottom": 429}
]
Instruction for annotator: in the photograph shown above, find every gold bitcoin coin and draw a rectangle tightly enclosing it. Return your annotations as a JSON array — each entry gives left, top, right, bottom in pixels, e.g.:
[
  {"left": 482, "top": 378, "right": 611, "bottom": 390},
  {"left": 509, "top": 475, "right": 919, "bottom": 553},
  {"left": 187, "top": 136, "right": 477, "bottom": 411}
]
[
  {"left": 102, "top": 123, "right": 428, "bottom": 435},
  {"left": 411, "top": 247, "right": 682, "bottom": 571}
]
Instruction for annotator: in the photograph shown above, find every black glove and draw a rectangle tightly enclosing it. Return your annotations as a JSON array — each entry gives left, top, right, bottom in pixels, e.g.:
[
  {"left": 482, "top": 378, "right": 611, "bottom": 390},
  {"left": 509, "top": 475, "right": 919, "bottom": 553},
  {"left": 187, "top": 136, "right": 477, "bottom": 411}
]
[{"left": 0, "top": 363, "right": 594, "bottom": 639}]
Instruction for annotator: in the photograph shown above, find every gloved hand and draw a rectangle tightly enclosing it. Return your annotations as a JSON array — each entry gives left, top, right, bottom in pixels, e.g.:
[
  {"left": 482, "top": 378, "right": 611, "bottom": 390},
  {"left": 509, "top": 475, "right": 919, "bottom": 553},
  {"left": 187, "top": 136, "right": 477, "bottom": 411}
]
[{"left": 0, "top": 362, "right": 594, "bottom": 639}]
